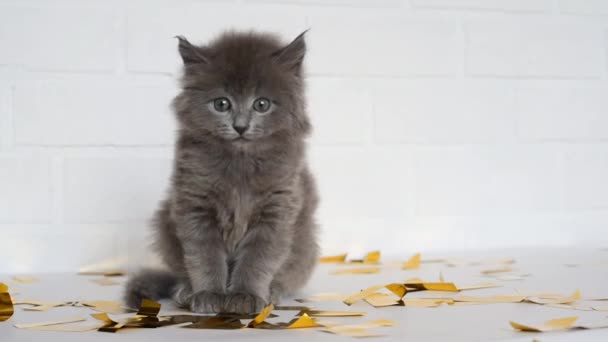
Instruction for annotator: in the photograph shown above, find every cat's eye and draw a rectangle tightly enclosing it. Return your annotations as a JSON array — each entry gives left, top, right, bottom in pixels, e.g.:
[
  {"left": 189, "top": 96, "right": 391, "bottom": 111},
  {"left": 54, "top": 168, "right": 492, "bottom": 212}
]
[
  {"left": 213, "top": 97, "right": 231, "bottom": 112},
  {"left": 253, "top": 97, "right": 272, "bottom": 113}
]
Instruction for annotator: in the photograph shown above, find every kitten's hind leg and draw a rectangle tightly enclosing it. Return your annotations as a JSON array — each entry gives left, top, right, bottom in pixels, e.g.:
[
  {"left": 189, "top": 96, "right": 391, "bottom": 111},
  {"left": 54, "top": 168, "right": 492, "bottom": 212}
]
[{"left": 123, "top": 269, "right": 178, "bottom": 309}]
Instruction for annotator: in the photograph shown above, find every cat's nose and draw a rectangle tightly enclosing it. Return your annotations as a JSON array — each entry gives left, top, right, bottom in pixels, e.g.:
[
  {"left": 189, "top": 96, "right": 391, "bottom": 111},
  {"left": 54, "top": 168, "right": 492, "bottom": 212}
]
[{"left": 233, "top": 124, "right": 248, "bottom": 135}]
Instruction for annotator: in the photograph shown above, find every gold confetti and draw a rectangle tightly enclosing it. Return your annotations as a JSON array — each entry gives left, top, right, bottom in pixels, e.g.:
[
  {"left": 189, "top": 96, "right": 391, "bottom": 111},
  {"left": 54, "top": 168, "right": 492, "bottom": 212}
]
[
  {"left": 322, "top": 319, "right": 396, "bottom": 337},
  {"left": 284, "top": 313, "right": 319, "bottom": 329},
  {"left": 402, "top": 253, "right": 421, "bottom": 270},
  {"left": 546, "top": 303, "right": 593, "bottom": 311},
  {"left": 526, "top": 290, "right": 581, "bottom": 305},
  {"left": 78, "top": 271, "right": 125, "bottom": 277},
  {"left": 295, "top": 293, "right": 347, "bottom": 303},
  {"left": 299, "top": 310, "right": 366, "bottom": 317},
  {"left": 247, "top": 304, "right": 274, "bottom": 328},
  {"left": 343, "top": 285, "right": 386, "bottom": 305},
  {"left": 15, "top": 316, "right": 86, "bottom": 329},
  {"left": 494, "top": 274, "right": 529, "bottom": 281},
  {"left": 0, "top": 290, "right": 14, "bottom": 322},
  {"left": 510, "top": 316, "right": 579, "bottom": 332},
  {"left": 404, "top": 282, "right": 459, "bottom": 292},
  {"left": 319, "top": 254, "right": 347, "bottom": 263},
  {"left": 90, "top": 278, "right": 120, "bottom": 286},
  {"left": 363, "top": 251, "right": 381, "bottom": 264},
  {"left": 346, "top": 251, "right": 382, "bottom": 264},
  {"left": 405, "top": 277, "right": 423, "bottom": 283},
  {"left": 454, "top": 295, "right": 526, "bottom": 304},
  {"left": 82, "top": 300, "right": 132, "bottom": 315},
  {"left": 136, "top": 298, "right": 161, "bottom": 316},
  {"left": 12, "top": 276, "right": 38, "bottom": 284},
  {"left": 78, "top": 258, "right": 126, "bottom": 277},
  {"left": 331, "top": 267, "right": 381, "bottom": 275},
  {"left": 456, "top": 282, "right": 500, "bottom": 291},
  {"left": 481, "top": 266, "right": 513, "bottom": 275},
  {"left": 13, "top": 299, "right": 65, "bottom": 312},
  {"left": 402, "top": 298, "right": 454, "bottom": 307},
  {"left": 364, "top": 293, "right": 402, "bottom": 307}
]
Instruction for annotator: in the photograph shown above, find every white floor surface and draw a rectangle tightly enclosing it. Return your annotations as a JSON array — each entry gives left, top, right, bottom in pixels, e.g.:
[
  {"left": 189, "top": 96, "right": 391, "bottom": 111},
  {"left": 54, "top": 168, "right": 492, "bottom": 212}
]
[{"left": 2, "top": 248, "right": 608, "bottom": 341}]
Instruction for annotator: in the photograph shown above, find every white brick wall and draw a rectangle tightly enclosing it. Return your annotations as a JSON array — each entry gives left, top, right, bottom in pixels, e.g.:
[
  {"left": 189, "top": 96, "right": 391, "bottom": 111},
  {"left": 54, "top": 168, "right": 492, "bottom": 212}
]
[{"left": 1, "top": 0, "right": 608, "bottom": 272}]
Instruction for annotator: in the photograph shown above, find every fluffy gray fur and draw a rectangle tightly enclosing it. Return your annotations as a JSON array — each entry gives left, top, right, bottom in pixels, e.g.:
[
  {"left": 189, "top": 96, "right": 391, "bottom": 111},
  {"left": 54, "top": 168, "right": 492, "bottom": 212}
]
[{"left": 124, "top": 30, "right": 319, "bottom": 314}]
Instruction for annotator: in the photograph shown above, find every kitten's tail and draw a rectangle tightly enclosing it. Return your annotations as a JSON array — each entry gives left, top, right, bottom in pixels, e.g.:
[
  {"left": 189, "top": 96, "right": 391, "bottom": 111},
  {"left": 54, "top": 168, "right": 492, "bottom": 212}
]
[{"left": 123, "top": 269, "right": 178, "bottom": 309}]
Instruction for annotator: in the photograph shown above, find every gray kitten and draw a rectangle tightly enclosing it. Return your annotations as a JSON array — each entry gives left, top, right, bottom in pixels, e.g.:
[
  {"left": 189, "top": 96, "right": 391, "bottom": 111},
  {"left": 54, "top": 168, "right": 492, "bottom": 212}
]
[{"left": 124, "top": 30, "right": 319, "bottom": 314}]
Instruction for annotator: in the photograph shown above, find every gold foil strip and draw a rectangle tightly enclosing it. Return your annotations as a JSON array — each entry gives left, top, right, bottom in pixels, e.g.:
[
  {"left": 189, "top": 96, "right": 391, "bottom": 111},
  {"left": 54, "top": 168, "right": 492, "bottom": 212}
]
[
  {"left": 283, "top": 313, "right": 319, "bottom": 329},
  {"left": 402, "top": 253, "right": 421, "bottom": 270},
  {"left": 247, "top": 304, "right": 274, "bottom": 328},
  {"left": 12, "top": 276, "right": 39, "bottom": 284},
  {"left": 343, "top": 285, "right": 386, "bottom": 305},
  {"left": 82, "top": 300, "right": 132, "bottom": 315},
  {"left": 331, "top": 267, "right": 380, "bottom": 275},
  {"left": 0, "top": 283, "right": 8, "bottom": 292},
  {"left": 510, "top": 316, "right": 608, "bottom": 332},
  {"left": 321, "top": 319, "right": 396, "bottom": 337},
  {"left": 385, "top": 283, "right": 407, "bottom": 298},
  {"left": 404, "top": 282, "right": 459, "bottom": 292},
  {"left": 91, "top": 278, "right": 120, "bottom": 286},
  {"left": 14, "top": 316, "right": 86, "bottom": 329},
  {"left": 526, "top": 290, "right": 581, "bottom": 305},
  {"left": 299, "top": 310, "right": 366, "bottom": 317},
  {"left": 510, "top": 316, "right": 579, "bottom": 332},
  {"left": 295, "top": 293, "right": 347, "bottom": 303},
  {"left": 481, "top": 266, "right": 513, "bottom": 275},
  {"left": 319, "top": 254, "right": 347, "bottom": 263},
  {"left": 0, "top": 292, "right": 14, "bottom": 322},
  {"left": 362, "top": 251, "right": 381, "bottom": 264},
  {"left": 364, "top": 293, "right": 402, "bottom": 307},
  {"left": 546, "top": 303, "right": 593, "bottom": 311},
  {"left": 402, "top": 298, "right": 454, "bottom": 307},
  {"left": 78, "top": 271, "right": 125, "bottom": 277},
  {"left": 454, "top": 295, "right": 526, "bottom": 303},
  {"left": 136, "top": 298, "right": 162, "bottom": 316},
  {"left": 456, "top": 282, "right": 500, "bottom": 291}
]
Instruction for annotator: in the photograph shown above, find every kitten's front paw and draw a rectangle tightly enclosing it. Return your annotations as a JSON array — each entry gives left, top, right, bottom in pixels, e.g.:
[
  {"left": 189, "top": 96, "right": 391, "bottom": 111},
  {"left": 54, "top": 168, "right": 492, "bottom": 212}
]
[
  {"left": 224, "top": 292, "right": 267, "bottom": 314},
  {"left": 269, "top": 283, "right": 284, "bottom": 304},
  {"left": 190, "top": 291, "right": 225, "bottom": 313},
  {"left": 171, "top": 282, "right": 193, "bottom": 308}
]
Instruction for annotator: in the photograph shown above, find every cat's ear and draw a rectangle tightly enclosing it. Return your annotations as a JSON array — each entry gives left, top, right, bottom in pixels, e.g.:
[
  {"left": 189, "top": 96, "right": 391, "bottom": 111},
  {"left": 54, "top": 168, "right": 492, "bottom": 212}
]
[
  {"left": 175, "top": 36, "right": 208, "bottom": 65},
  {"left": 272, "top": 30, "right": 308, "bottom": 73}
]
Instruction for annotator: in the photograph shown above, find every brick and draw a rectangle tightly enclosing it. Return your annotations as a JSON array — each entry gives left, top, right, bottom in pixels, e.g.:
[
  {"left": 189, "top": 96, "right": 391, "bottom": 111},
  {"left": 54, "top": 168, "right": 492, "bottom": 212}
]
[
  {"left": 516, "top": 82, "right": 608, "bottom": 141},
  {"left": 0, "top": 157, "right": 51, "bottom": 223},
  {"left": 559, "top": 0, "right": 608, "bottom": 15},
  {"left": 307, "top": 13, "right": 462, "bottom": 76},
  {"left": 563, "top": 145, "right": 608, "bottom": 209},
  {"left": 14, "top": 80, "right": 177, "bottom": 146},
  {"left": 411, "top": 0, "right": 552, "bottom": 12},
  {"left": 307, "top": 77, "right": 372, "bottom": 145},
  {"left": 411, "top": 145, "right": 564, "bottom": 216},
  {"left": 127, "top": 4, "right": 307, "bottom": 73},
  {"left": 466, "top": 19, "right": 605, "bottom": 77},
  {"left": 372, "top": 80, "right": 516, "bottom": 143},
  {"left": 63, "top": 157, "right": 172, "bottom": 223},
  {"left": 0, "top": 5, "right": 118, "bottom": 71}
]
